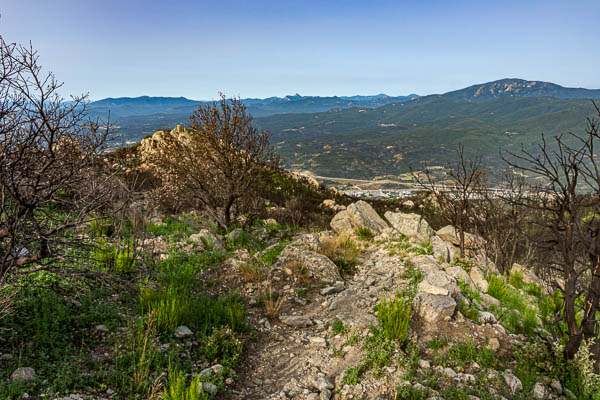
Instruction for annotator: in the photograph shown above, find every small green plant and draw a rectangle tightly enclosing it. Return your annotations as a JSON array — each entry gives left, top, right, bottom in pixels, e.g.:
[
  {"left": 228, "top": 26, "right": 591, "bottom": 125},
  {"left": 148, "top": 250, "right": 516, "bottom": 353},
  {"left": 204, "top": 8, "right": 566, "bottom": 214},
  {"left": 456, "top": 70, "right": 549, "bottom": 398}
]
[
  {"left": 487, "top": 274, "right": 508, "bottom": 301},
  {"left": 395, "top": 385, "right": 430, "bottom": 400},
  {"left": 509, "top": 269, "right": 524, "bottom": 289},
  {"left": 332, "top": 318, "right": 349, "bottom": 335},
  {"left": 452, "top": 257, "right": 474, "bottom": 273},
  {"left": 415, "top": 240, "right": 433, "bottom": 255},
  {"left": 427, "top": 337, "right": 449, "bottom": 350},
  {"left": 341, "top": 326, "right": 396, "bottom": 385},
  {"left": 522, "top": 307, "right": 538, "bottom": 335},
  {"left": 437, "top": 339, "right": 498, "bottom": 370},
  {"left": 163, "top": 367, "right": 207, "bottom": 400},
  {"left": 377, "top": 295, "right": 411, "bottom": 343},
  {"left": 526, "top": 282, "right": 542, "bottom": 297},
  {"left": 356, "top": 227, "right": 374, "bottom": 241},
  {"left": 459, "top": 300, "right": 478, "bottom": 321},
  {"left": 203, "top": 326, "right": 244, "bottom": 369}
]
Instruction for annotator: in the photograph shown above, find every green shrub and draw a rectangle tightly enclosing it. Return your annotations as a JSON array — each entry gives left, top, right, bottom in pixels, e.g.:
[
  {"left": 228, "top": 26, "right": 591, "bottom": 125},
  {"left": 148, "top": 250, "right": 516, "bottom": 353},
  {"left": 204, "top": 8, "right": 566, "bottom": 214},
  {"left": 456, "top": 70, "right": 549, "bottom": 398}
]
[
  {"left": 332, "top": 318, "right": 349, "bottom": 335},
  {"left": 427, "top": 338, "right": 449, "bottom": 350},
  {"left": 203, "top": 326, "right": 244, "bottom": 369},
  {"left": 377, "top": 296, "right": 411, "bottom": 343},
  {"left": 452, "top": 257, "right": 474, "bottom": 273},
  {"left": 146, "top": 216, "right": 195, "bottom": 241},
  {"left": 395, "top": 385, "right": 430, "bottom": 400},
  {"left": 487, "top": 274, "right": 508, "bottom": 301},
  {"left": 225, "top": 230, "right": 264, "bottom": 251},
  {"left": 163, "top": 367, "right": 207, "bottom": 400},
  {"left": 522, "top": 307, "right": 538, "bottom": 336},
  {"left": 459, "top": 300, "right": 478, "bottom": 321},
  {"left": 504, "top": 309, "right": 523, "bottom": 334},
  {"left": 356, "top": 227, "right": 374, "bottom": 241},
  {"left": 509, "top": 269, "right": 524, "bottom": 289},
  {"left": 526, "top": 283, "right": 542, "bottom": 297},
  {"left": 416, "top": 240, "right": 433, "bottom": 255},
  {"left": 438, "top": 339, "right": 498, "bottom": 370},
  {"left": 89, "top": 218, "right": 116, "bottom": 237},
  {"left": 93, "top": 239, "right": 138, "bottom": 276}
]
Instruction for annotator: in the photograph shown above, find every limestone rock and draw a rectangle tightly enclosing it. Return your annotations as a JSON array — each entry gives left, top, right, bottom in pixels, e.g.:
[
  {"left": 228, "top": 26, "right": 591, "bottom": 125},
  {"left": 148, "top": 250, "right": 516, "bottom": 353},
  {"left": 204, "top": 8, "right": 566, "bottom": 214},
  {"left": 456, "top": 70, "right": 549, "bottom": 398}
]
[
  {"left": 445, "top": 266, "right": 474, "bottom": 287},
  {"left": 436, "top": 225, "right": 485, "bottom": 249},
  {"left": 330, "top": 210, "right": 354, "bottom": 233},
  {"left": 488, "top": 337, "right": 500, "bottom": 351},
  {"left": 469, "top": 266, "right": 488, "bottom": 293},
  {"left": 174, "top": 325, "right": 193, "bottom": 338},
  {"left": 418, "top": 270, "right": 458, "bottom": 297},
  {"left": 413, "top": 255, "right": 443, "bottom": 275},
  {"left": 550, "top": 379, "right": 562, "bottom": 395},
  {"left": 532, "top": 382, "right": 548, "bottom": 399},
  {"left": 384, "top": 211, "right": 434, "bottom": 242},
  {"left": 279, "top": 315, "right": 313, "bottom": 327},
  {"left": 277, "top": 245, "right": 341, "bottom": 283},
  {"left": 11, "top": 367, "right": 37, "bottom": 382},
  {"left": 503, "top": 370, "right": 523, "bottom": 394},
  {"left": 431, "top": 235, "right": 458, "bottom": 263},
  {"left": 330, "top": 200, "right": 388, "bottom": 234},
  {"left": 320, "top": 281, "right": 345, "bottom": 296},
  {"left": 478, "top": 311, "right": 497, "bottom": 325},
  {"left": 189, "top": 229, "right": 224, "bottom": 251},
  {"left": 412, "top": 293, "right": 456, "bottom": 324}
]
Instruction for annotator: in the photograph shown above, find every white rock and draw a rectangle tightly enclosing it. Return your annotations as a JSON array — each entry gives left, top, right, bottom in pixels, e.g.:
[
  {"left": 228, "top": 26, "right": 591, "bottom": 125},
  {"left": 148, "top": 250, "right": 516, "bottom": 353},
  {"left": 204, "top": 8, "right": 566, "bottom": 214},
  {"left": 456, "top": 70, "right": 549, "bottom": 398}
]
[
  {"left": 10, "top": 367, "right": 37, "bottom": 382},
  {"left": 279, "top": 315, "right": 313, "bottom": 327},
  {"left": 174, "top": 325, "right": 193, "bottom": 338},
  {"left": 412, "top": 293, "right": 456, "bottom": 324},
  {"left": 532, "top": 382, "right": 548, "bottom": 399},
  {"left": 503, "top": 370, "right": 523, "bottom": 394},
  {"left": 469, "top": 266, "right": 488, "bottom": 293},
  {"left": 384, "top": 211, "right": 434, "bottom": 242}
]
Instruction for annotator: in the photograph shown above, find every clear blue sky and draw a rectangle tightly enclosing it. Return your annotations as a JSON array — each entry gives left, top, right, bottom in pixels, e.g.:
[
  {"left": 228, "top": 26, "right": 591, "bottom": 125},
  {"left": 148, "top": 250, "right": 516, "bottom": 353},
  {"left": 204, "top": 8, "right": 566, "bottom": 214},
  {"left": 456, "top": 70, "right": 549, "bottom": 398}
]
[{"left": 2, "top": 0, "right": 599, "bottom": 100}]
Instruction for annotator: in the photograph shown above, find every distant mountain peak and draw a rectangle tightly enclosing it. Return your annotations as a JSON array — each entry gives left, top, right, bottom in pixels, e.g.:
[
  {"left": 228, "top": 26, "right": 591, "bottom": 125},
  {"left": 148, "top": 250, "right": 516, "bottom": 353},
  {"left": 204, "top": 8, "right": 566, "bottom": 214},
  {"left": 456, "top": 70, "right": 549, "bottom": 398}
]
[{"left": 442, "top": 78, "right": 599, "bottom": 102}]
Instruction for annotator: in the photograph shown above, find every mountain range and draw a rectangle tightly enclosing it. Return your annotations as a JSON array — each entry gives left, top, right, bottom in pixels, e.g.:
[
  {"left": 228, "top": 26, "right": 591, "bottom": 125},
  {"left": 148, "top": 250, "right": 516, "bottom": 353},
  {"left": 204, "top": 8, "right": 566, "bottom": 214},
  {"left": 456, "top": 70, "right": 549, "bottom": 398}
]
[{"left": 96, "top": 79, "right": 600, "bottom": 179}]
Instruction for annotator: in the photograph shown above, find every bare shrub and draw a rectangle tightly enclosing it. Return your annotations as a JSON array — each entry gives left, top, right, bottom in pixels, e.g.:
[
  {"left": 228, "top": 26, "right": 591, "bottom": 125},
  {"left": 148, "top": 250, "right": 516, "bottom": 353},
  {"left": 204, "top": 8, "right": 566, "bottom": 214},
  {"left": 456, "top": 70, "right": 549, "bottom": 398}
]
[
  {"left": 142, "top": 94, "right": 279, "bottom": 230},
  {"left": 503, "top": 102, "right": 600, "bottom": 359},
  {"left": 0, "top": 36, "right": 117, "bottom": 285}
]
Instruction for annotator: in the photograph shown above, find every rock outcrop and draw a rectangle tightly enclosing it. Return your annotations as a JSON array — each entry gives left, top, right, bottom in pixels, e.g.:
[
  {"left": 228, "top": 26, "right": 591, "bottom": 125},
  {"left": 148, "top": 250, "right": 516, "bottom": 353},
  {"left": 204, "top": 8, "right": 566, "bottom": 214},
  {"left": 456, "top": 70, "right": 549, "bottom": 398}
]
[
  {"left": 412, "top": 292, "right": 457, "bottom": 324},
  {"left": 277, "top": 245, "right": 341, "bottom": 284},
  {"left": 436, "top": 225, "right": 485, "bottom": 249},
  {"left": 330, "top": 200, "right": 388, "bottom": 234},
  {"left": 384, "top": 211, "right": 434, "bottom": 242}
]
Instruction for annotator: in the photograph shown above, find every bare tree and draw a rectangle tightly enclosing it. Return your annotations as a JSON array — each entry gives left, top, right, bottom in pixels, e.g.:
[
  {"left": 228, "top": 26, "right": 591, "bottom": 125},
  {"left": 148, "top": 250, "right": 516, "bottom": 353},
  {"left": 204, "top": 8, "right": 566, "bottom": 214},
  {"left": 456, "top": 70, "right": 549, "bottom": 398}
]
[
  {"left": 504, "top": 102, "right": 600, "bottom": 359},
  {"left": 413, "top": 144, "right": 486, "bottom": 256},
  {"left": 0, "top": 36, "right": 115, "bottom": 284},
  {"left": 143, "top": 94, "right": 278, "bottom": 230},
  {"left": 473, "top": 171, "right": 532, "bottom": 275}
]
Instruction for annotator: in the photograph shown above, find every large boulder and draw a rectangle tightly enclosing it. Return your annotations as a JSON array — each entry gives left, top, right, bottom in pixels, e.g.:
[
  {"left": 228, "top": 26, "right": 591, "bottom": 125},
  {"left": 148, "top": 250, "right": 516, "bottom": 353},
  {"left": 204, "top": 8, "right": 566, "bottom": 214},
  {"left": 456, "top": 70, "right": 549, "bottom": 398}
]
[
  {"left": 277, "top": 245, "right": 341, "bottom": 284},
  {"left": 469, "top": 266, "right": 489, "bottom": 293},
  {"left": 418, "top": 270, "right": 459, "bottom": 297},
  {"left": 384, "top": 211, "right": 434, "bottom": 242},
  {"left": 189, "top": 229, "right": 225, "bottom": 251},
  {"left": 412, "top": 255, "right": 443, "bottom": 275},
  {"left": 444, "top": 266, "right": 474, "bottom": 287},
  {"left": 436, "top": 225, "right": 485, "bottom": 249},
  {"left": 430, "top": 235, "right": 459, "bottom": 263},
  {"left": 330, "top": 200, "right": 388, "bottom": 234},
  {"left": 412, "top": 293, "right": 456, "bottom": 324}
]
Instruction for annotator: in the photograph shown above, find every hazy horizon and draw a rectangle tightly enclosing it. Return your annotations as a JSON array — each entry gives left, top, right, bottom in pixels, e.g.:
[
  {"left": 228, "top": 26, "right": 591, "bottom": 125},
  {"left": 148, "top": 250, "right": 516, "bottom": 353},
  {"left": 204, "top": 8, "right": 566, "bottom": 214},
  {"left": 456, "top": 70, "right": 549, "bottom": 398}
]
[{"left": 2, "top": 0, "right": 599, "bottom": 100}]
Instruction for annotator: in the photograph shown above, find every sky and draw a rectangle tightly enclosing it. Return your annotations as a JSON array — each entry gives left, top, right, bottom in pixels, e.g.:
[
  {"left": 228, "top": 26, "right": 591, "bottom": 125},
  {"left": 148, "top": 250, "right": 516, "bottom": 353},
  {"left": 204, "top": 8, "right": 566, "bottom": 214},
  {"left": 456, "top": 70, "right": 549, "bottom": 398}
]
[{"left": 2, "top": 0, "right": 599, "bottom": 100}]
